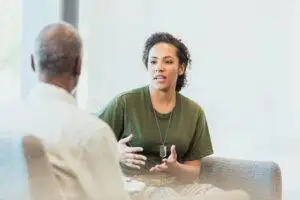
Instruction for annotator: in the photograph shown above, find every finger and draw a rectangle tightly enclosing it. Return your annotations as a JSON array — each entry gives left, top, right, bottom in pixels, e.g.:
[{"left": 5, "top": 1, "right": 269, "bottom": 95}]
[
  {"left": 126, "top": 146, "right": 144, "bottom": 153},
  {"left": 169, "top": 145, "right": 177, "bottom": 160},
  {"left": 125, "top": 159, "right": 142, "bottom": 169},
  {"left": 149, "top": 166, "right": 161, "bottom": 172},
  {"left": 119, "top": 134, "right": 133, "bottom": 144},
  {"left": 125, "top": 153, "right": 147, "bottom": 161},
  {"left": 171, "top": 145, "right": 176, "bottom": 155},
  {"left": 150, "top": 164, "right": 167, "bottom": 172},
  {"left": 149, "top": 167, "right": 155, "bottom": 172},
  {"left": 156, "top": 164, "right": 168, "bottom": 171},
  {"left": 126, "top": 158, "right": 145, "bottom": 166},
  {"left": 126, "top": 163, "right": 141, "bottom": 169},
  {"left": 163, "top": 158, "right": 175, "bottom": 165}
]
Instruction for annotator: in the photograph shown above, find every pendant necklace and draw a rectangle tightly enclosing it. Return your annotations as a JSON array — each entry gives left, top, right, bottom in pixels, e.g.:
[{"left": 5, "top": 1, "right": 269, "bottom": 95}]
[{"left": 153, "top": 108, "right": 174, "bottom": 158}]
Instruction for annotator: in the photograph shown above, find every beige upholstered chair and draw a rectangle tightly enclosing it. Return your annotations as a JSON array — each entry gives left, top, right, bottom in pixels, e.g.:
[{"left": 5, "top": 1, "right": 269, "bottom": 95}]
[{"left": 199, "top": 156, "right": 282, "bottom": 200}]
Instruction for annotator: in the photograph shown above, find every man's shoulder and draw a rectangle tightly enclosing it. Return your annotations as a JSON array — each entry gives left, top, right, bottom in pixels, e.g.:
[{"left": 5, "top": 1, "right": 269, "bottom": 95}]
[
  {"left": 179, "top": 93, "right": 206, "bottom": 116},
  {"left": 73, "top": 108, "right": 113, "bottom": 132},
  {"left": 66, "top": 108, "right": 117, "bottom": 144}
]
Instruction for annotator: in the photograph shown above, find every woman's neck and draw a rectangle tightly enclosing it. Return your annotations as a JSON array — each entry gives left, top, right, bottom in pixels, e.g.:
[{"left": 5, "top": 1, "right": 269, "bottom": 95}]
[{"left": 149, "top": 86, "right": 176, "bottom": 114}]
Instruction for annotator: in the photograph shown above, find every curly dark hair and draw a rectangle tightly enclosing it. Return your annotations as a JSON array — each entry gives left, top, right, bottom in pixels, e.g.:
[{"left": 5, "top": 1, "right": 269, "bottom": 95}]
[{"left": 142, "top": 32, "right": 192, "bottom": 92}]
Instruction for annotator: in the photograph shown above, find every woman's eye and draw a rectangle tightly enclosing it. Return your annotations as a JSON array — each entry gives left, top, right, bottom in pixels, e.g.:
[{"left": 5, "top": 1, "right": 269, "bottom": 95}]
[
  {"left": 165, "top": 60, "right": 173, "bottom": 64},
  {"left": 150, "top": 60, "right": 157, "bottom": 65}
]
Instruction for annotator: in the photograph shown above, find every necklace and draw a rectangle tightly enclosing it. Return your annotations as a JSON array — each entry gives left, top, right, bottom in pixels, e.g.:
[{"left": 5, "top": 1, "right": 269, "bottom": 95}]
[{"left": 153, "top": 109, "right": 174, "bottom": 158}]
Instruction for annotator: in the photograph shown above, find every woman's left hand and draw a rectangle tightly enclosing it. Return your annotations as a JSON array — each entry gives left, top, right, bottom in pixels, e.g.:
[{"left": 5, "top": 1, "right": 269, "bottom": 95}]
[{"left": 149, "top": 145, "right": 179, "bottom": 173}]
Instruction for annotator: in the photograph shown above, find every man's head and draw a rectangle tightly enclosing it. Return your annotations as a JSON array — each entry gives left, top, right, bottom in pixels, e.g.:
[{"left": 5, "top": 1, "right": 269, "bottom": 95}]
[{"left": 31, "top": 22, "right": 82, "bottom": 93}]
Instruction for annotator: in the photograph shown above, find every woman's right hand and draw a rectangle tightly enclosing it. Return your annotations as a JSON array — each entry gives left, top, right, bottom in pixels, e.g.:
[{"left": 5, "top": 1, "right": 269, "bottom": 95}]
[{"left": 118, "top": 134, "right": 147, "bottom": 169}]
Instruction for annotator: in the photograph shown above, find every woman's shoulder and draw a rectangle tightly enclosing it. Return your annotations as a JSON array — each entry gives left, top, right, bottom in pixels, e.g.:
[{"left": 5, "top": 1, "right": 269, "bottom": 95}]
[
  {"left": 99, "top": 86, "right": 147, "bottom": 114},
  {"left": 179, "top": 93, "right": 206, "bottom": 116},
  {"left": 112, "top": 86, "right": 148, "bottom": 103}
]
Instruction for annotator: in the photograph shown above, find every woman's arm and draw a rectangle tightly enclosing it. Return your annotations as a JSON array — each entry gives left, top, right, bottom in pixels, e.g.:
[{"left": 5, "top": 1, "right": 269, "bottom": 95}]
[
  {"left": 97, "top": 96, "right": 124, "bottom": 140},
  {"left": 174, "top": 160, "right": 201, "bottom": 183},
  {"left": 97, "top": 96, "right": 147, "bottom": 169},
  {"left": 176, "top": 109, "right": 213, "bottom": 182}
]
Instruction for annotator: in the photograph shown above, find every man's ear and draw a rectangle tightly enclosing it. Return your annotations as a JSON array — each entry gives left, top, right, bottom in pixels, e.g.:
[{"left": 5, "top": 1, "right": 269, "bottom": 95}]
[
  {"left": 72, "top": 55, "right": 82, "bottom": 77},
  {"left": 31, "top": 54, "right": 36, "bottom": 72},
  {"left": 178, "top": 64, "right": 185, "bottom": 75}
]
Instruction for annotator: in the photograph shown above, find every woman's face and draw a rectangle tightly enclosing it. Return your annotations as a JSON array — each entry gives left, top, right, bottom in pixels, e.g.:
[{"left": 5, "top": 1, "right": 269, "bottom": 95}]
[{"left": 147, "top": 42, "right": 184, "bottom": 92}]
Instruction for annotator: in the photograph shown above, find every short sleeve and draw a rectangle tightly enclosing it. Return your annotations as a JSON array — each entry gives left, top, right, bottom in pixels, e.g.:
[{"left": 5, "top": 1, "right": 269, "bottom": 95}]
[
  {"left": 96, "top": 96, "right": 125, "bottom": 140},
  {"left": 183, "top": 111, "right": 214, "bottom": 161},
  {"left": 81, "top": 127, "right": 130, "bottom": 200}
]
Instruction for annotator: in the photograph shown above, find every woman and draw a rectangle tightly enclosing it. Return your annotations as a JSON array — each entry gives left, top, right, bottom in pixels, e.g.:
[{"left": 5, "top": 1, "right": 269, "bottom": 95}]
[{"left": 97, "top": 32, "right": 249, "bottom": 200}]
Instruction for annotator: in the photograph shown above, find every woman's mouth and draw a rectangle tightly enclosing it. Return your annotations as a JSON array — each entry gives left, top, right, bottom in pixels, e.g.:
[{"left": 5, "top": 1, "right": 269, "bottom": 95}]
[{"left": 154, "top": 75, "right": 167, "bottom": 80}]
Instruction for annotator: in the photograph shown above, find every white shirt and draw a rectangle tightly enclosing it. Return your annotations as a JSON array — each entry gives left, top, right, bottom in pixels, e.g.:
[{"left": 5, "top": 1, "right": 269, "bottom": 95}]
[{"left": 0, "top": 83, "right": 130, "bottom": 200}]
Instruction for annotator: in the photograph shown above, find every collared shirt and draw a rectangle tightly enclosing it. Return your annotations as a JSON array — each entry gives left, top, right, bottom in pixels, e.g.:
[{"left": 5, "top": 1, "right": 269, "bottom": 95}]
[{"left": 0, "top": 83, "right": 130, "bottom": 200}]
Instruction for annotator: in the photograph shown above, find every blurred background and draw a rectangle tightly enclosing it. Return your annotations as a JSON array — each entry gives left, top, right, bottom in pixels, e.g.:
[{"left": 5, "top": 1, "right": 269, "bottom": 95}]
[{"left": 1, "top": 0, "right": 298, "bottom": 199}]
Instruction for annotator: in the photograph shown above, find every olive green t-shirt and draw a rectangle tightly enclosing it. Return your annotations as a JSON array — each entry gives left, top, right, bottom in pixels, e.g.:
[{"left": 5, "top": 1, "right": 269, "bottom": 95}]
[{"left": 97, "top": 86, "right": 213, "bottom": 175}]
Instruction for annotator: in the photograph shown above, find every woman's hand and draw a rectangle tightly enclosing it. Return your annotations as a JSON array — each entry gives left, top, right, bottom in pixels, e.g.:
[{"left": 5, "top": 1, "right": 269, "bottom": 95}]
[
  {"left": 118, "top": 134, "right": 147, "bottom": 169},
  {"left": 149, "top": 145, "right": 179, "bottom": 173},
  {"left": 149, "top": 145, "right": 200, "bottom": 183}
]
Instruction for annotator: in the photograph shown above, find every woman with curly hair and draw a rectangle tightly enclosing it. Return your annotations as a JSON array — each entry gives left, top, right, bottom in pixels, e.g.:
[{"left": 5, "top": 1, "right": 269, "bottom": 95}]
[{"left": 97, "top": 32, "right": 249, "bottom": 200}]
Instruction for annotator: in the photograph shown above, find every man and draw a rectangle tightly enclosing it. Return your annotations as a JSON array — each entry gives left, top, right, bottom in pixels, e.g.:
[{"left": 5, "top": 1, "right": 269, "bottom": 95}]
[{"left": 0, "top": 22, "right": 130, "bottom": 200}]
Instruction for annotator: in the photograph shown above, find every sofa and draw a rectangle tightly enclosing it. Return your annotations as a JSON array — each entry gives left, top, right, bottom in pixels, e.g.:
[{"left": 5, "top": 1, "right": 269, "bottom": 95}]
[
  {"left": 199, "top": 156, "right": 282, "bottom": 200},
  {"left": 0, "top": 135, "right": 282, "bottom": 200}
]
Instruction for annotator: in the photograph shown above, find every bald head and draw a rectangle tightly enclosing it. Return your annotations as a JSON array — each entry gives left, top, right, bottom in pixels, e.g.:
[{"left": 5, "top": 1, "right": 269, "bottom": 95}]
[{"left": 32, "top": 22, "right": 82, "bottom": 78}]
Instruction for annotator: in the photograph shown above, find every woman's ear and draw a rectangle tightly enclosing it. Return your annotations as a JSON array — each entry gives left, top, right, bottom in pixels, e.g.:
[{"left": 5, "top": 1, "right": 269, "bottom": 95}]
[{"left": 178, "top": 64, "right": 185, "bottom": 75}]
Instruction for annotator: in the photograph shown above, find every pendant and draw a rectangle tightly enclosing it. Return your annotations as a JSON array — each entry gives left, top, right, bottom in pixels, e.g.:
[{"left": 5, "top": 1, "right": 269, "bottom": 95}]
[{"left": 160, "top": 145, "right": 167, "bottom": 158}]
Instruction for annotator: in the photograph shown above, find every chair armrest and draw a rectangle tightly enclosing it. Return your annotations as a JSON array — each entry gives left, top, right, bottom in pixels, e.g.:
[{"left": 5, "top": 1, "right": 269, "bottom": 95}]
[
  {"left": 199, "top": 156, "right": 282, "bottom": 200},
  {"left": 23, "top": 135, "right": 64, "bottom": 200}
]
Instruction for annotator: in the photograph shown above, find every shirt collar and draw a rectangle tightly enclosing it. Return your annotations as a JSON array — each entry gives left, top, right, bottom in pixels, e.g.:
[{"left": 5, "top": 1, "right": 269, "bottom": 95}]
[{"left": 27, "top": 82, "right": 76, "bottom": 105}]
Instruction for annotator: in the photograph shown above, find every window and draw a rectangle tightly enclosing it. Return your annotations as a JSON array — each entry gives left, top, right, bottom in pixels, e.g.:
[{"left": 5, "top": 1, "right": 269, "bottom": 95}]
[{"left": 0, "top": 0, "right": 21, "bottom": 104}]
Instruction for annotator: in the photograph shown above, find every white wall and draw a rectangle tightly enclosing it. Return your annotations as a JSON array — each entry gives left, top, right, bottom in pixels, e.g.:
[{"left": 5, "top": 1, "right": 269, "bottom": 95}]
[
  {"left": 21, "top": 0, "right": 61, "bottom": 98},
  {"left": 79, "top": 0, "right": 298, "bottom": 198}
]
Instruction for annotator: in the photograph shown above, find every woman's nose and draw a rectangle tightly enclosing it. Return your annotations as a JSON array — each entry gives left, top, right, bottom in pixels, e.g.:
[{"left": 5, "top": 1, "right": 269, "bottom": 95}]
[{"left": 155, "top": 63, "right": 164, "bottom": 72}]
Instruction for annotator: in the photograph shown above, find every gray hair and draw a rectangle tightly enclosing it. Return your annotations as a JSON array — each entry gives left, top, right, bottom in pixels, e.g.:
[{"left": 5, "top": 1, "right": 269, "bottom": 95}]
[{"left": 33, "top": 22, "right": 82, "bottom": 77}]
